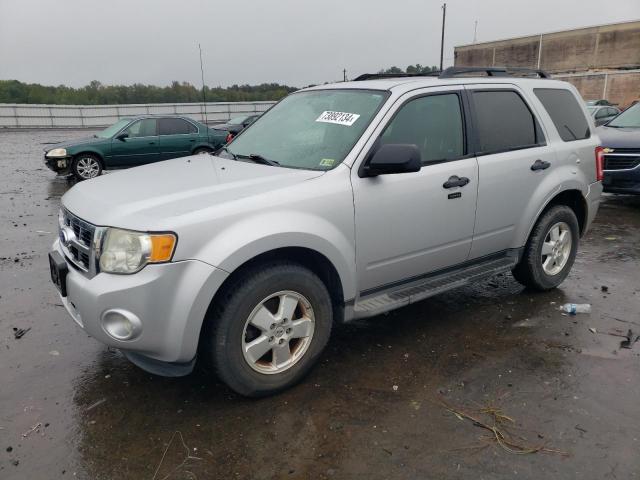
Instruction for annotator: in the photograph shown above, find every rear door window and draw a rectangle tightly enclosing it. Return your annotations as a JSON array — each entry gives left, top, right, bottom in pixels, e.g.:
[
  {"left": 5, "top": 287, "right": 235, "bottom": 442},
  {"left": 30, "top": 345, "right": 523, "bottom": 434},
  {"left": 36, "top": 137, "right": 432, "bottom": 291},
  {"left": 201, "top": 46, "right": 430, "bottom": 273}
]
[
  {"left": 159, "top": 118, "right": 198, "bottom": 135},
  {"left": 471, "top": 90, "right": 544, "bottom": 155},
  {"left": 534, "top": 88, "right": 590, "bottom": 142}
]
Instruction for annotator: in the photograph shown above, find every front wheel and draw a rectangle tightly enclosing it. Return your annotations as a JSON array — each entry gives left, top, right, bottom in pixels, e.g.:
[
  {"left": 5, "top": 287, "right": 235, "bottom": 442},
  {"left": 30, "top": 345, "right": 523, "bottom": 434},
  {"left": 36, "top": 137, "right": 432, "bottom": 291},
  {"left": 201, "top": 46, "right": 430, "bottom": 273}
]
[
  {"left": 72, "top": 154, "right": 102, "bottom": 180},
  {"left": 202, "top": 263, "right": 333, "bottom": 397},
  {"left": 512, "top": 205, "right": 579, "bottom": 291},
  {"left": 193, "top": 147, "right": 212, "bottom": 155}
]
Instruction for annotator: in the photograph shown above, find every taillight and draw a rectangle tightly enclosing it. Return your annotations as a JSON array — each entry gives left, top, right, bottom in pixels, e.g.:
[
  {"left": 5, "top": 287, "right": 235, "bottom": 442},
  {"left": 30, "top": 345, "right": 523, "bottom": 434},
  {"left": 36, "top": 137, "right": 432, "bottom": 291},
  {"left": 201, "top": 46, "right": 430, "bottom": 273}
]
[
  {"left": 225, "top": 132, "right": 234, "bottom": 144},
  {"left": 595, "top": 146, "right": 605, "bottom": 182}
]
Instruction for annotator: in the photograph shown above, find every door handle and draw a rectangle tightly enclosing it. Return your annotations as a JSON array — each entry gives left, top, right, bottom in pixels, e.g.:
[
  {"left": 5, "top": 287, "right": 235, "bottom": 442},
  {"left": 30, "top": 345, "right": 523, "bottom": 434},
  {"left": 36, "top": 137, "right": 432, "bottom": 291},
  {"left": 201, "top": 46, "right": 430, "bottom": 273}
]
[
  {"left": 148, "top": 142, "right": 156, "bottom": 145},
  {"left": 531, "top": 159, "right": 551, "bottom": 171},
  {"left": 188, "top": 139, "right": 196, "bottom": 142},
  {"left": 443, "top": 175, "right": 470, "bottom": 189}
]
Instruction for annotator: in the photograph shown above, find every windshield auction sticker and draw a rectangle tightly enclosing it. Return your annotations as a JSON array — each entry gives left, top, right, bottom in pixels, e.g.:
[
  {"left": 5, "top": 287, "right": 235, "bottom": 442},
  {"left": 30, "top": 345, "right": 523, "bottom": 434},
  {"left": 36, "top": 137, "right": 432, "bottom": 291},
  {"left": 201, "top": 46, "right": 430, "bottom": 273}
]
[{"left": 316, "top": 111, "right": 360, "bottom": 126}]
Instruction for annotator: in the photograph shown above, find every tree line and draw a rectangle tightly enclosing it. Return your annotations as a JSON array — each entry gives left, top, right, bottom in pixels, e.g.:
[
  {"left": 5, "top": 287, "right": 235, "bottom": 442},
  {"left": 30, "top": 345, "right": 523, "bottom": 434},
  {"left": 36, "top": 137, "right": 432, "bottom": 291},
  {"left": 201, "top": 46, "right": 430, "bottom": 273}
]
[
  {"left": 0, "top": 80, "right": 297, "bottom": 105},
  {"left": 0, "top": 65, "right": 439, "bottom": 105}
]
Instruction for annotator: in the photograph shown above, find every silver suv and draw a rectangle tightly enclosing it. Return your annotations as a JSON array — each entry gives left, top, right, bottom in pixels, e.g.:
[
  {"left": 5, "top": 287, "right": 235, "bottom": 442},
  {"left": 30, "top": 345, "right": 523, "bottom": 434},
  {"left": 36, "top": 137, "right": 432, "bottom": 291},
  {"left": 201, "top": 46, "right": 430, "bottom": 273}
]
[{"left": 49, "top": 67, "right": 603, "bottom": 396}]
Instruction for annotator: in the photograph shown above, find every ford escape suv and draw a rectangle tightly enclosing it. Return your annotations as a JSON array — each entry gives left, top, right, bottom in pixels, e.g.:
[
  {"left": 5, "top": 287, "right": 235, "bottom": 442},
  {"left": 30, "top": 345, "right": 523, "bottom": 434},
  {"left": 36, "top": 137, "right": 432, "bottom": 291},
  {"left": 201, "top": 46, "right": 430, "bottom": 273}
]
[{"left": 49, "top": 67, "right": 602, "bottom": 397}]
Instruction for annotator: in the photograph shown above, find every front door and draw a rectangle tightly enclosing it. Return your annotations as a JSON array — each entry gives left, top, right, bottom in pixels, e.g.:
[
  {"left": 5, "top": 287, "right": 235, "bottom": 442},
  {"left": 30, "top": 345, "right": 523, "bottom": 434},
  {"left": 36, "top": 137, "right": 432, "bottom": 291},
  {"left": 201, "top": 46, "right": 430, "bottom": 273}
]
[
  {"left": 352, "top": 88, "right": 478, "bottom": 293},
  {"left": 110, "top": 118, "right": 159, "bottom": 166},
  {"left": 158, "top": 117, "right": 200, "bottom": 160},
  {"left": 465, "top": 86, "right": 555, "bottom": 259}
]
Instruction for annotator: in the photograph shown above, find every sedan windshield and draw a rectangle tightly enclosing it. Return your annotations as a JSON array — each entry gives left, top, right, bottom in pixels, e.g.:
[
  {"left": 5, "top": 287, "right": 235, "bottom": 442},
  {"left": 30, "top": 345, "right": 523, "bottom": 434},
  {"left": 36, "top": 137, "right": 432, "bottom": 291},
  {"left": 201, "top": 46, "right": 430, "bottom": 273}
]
[
  {"left": 607, "top": 103, "right": 640, "bottom": 128},
  {"left": 96, "top": 119, "right": 131, "bottom": 138},
  {"left": 225, "top": 89, "right": 388, "bottom": 170},
  {"left": 228, "top": 116, "right": 249, "bottom": 125}
]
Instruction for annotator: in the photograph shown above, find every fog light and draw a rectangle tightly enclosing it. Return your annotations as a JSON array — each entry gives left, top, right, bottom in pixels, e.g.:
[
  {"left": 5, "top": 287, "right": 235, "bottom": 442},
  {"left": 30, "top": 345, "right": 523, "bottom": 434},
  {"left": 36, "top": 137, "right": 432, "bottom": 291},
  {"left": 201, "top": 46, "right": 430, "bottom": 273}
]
[{"left": 101, "top": 309, "right": 142, "bottom": 341}]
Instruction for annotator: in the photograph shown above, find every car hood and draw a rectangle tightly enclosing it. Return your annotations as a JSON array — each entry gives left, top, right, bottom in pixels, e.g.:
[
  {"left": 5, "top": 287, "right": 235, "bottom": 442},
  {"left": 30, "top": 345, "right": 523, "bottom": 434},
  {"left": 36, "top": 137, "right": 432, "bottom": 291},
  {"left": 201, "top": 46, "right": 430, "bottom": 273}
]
[
  {"left": 596, "top": 126, "right": 640, "bottom": 149},
  {"left": 44, "top": 136, "right": 101, "bottom": 152},
  {"left": 61, "top": 155, "right": 324, "bottom": 230}
]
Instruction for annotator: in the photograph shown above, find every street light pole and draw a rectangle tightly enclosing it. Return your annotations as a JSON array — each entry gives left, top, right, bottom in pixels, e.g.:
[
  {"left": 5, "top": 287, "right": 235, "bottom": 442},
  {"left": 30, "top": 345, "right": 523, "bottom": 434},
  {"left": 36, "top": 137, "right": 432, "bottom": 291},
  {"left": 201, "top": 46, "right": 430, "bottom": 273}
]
[{"left": 440, "top": 3, "right": 446, "bottom": 71}]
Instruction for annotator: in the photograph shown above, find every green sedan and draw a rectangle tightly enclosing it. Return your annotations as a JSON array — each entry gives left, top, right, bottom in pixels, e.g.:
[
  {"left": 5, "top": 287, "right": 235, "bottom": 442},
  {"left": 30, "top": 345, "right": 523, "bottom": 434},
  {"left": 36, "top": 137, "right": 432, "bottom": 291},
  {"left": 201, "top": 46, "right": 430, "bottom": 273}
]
[{"left": 44, "top": 115, "right": 228, "bottom": 180}]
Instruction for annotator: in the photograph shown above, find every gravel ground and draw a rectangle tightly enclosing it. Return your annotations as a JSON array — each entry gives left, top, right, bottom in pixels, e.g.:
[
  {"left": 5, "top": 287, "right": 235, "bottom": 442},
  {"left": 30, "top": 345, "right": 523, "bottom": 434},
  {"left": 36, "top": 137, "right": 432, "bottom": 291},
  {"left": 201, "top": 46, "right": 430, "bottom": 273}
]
[{"left": 1, "top": 129, "right": 639, "bottom": 479}]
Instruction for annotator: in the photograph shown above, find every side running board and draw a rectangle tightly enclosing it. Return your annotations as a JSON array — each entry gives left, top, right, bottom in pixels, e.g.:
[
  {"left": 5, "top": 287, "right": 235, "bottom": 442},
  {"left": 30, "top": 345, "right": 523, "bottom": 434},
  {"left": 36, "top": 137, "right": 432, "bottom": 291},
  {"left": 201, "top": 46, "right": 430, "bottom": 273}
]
[{"left": 353, "top": 254, "right": 518, "bottom": 319}]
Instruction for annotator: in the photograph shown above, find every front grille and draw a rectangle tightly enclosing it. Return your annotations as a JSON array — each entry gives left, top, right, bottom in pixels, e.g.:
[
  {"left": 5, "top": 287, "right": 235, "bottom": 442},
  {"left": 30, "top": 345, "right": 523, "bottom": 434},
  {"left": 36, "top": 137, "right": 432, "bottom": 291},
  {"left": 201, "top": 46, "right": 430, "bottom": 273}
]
[
  {"left": 60, "top": 209, "right": 96, "bottom": 272},
  {"left": 604, "top": 153, "right": 640, "bottom": 171}
]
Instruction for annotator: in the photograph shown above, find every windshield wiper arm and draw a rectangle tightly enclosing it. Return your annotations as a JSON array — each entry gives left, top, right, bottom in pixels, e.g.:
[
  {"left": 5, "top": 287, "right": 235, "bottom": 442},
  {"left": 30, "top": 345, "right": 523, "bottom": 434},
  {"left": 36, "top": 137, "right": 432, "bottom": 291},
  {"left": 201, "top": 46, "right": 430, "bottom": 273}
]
[
  {"left": 218, "top": 146, "right": 238, "bottom": 160},
  {"left": 237, "top": 153, "right": 280, "bottom": 167}
]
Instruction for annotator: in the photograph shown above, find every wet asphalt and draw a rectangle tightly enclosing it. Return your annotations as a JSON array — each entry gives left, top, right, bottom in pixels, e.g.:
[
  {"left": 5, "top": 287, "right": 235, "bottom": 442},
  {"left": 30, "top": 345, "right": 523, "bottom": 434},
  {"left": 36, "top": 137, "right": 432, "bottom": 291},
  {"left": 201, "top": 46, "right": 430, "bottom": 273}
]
[{"left": 1, "top": 129, "right": 639, "bottom": 479}]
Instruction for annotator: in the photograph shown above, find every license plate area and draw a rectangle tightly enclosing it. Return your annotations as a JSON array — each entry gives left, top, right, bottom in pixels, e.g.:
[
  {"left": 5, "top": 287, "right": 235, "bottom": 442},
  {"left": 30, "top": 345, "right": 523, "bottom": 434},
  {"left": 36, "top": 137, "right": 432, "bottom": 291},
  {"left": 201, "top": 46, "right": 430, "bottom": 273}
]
[{"left": 49, "top": 251, "right": 68, "bottom": 297}]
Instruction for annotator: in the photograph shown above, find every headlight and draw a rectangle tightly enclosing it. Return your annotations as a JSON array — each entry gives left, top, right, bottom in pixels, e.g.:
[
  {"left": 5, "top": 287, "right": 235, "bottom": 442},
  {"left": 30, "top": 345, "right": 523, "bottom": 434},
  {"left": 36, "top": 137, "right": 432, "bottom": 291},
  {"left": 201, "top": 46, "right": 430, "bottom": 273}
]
[
  {"left": 99, "top": 228, "right": 177, "bottom": 274},
  {"left": 46, "top": 148, "right": 67, "bottom": 158}
]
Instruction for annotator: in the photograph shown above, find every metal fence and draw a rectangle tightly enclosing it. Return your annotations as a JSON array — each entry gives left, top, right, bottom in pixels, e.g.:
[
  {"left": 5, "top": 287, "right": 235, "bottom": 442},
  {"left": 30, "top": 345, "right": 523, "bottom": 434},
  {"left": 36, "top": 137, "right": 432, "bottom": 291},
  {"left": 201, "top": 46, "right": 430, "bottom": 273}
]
[{"left": 0, "top": 101, "right": 276, "bottom": 129}]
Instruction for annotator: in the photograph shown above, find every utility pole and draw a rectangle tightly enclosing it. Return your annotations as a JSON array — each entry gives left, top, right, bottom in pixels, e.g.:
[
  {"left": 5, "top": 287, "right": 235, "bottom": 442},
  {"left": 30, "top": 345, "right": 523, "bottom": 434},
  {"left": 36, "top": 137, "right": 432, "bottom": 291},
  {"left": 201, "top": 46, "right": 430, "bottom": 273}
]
[
  {"left": 473, "top": 20, "right": 478, "bottom": 44},
  {"left": 343, "top": 69, "right": 347, "bottom": 82},
  {"left": 440, "top": 3, "right": 446, "bottom": 72},
  {"left": 198, "top": 43, "right": 208, "bottom": 125}
]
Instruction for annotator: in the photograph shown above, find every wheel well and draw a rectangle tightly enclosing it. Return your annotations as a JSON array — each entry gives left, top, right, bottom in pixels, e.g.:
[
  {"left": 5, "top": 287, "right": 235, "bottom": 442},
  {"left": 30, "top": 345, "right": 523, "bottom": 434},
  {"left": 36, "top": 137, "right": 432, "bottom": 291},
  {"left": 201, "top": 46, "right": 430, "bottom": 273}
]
[
  {"left": 73, "top": 151, "right": 104, "bottom": 165},
  {"left": 542, "top": 190, "right": 587, "bottom": 235},
  {"left": 207, "top": 247, "right": 345, "bottom": 324}
]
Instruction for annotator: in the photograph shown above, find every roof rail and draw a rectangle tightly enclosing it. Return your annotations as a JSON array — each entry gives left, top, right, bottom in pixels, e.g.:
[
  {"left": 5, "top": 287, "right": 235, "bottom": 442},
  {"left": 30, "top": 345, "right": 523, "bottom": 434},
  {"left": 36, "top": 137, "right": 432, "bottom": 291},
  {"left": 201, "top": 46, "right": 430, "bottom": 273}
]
[
  {"left": 439, "top": 66, "right": 550, "bottom": 79},
  {"left": 353, "top": 71, "right": 441, "bottom": 81}
]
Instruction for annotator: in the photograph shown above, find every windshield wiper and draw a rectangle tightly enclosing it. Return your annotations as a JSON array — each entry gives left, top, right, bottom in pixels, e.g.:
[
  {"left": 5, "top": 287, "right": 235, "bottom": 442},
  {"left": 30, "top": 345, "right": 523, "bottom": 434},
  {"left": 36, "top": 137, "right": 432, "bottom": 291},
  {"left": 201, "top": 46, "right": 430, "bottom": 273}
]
[
  {"left": 217, "top": 146, "right": 238, "bottom": 160},
  {"left": 237, "top": 153, "right": 280, "bottom": 167}
]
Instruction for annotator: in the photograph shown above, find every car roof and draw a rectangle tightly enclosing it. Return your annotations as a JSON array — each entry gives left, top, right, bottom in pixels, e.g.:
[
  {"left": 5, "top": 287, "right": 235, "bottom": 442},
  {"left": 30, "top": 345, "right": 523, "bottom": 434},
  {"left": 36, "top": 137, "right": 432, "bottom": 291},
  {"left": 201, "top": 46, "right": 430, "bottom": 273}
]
[{"left": 301, "top": 76, "right": 572, "bottom": 96}]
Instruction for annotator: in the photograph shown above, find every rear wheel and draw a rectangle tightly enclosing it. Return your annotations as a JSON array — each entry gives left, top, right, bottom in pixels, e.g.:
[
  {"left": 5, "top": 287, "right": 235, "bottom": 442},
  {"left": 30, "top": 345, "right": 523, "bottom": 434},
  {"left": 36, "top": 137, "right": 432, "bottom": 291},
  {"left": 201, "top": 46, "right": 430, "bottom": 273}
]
[
  {"left": 512, "top": 205, "right": 579, "bottom": 290},
  {"left": 72, "top": 154, "right": 102, "bottom": 181},
  {"left": 202, "top": 262, "right": 333, "bottom": 397},
  {"left": 193, "top": 147, "right": 212, "bottom": 155}
]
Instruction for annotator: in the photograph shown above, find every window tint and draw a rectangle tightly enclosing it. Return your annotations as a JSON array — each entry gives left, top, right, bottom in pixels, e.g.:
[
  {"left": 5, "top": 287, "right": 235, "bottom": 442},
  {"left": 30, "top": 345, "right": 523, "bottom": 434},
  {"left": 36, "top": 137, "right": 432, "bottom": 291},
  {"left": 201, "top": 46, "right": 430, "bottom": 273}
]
[
  {"left": 472, "top": 90, "right": 542, "bottom": 154},
  {"left": 534, "top": 88, "right": 590, "bottom": 142},
  {"left": 158, "top": 118, "right": 197, "bottom": 135},
  {"left": 125, "top": 118, "right": 157, "bottom": 137},
  {"left": 380, "top": 93, "right": 464, "bottom": 164}
]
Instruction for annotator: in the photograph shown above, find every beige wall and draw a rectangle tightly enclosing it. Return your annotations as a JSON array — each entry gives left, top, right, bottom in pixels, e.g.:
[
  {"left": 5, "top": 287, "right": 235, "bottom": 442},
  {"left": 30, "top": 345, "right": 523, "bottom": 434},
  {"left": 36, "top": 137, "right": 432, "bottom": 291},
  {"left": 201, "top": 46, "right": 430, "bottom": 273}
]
[
  {"left": 454, "top": 20, "right": 640, "bottom": 72},
  {"left": 555, "top": 72, "right": 640, "bottom": 108}
]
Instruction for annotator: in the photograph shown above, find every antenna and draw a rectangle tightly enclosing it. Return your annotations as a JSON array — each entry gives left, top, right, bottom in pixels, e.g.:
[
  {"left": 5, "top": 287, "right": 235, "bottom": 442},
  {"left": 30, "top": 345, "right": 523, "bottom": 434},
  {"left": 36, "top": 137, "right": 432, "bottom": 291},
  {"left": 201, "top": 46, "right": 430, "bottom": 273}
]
[
  {"left": 473, "top": 20, "right": 478, "bottom": 43},
  {"left": 198, "top": 43, "right": 208, "bottom": 125},
  {"left": 343, "top": 68, "right": 347, "bottom": 82}
]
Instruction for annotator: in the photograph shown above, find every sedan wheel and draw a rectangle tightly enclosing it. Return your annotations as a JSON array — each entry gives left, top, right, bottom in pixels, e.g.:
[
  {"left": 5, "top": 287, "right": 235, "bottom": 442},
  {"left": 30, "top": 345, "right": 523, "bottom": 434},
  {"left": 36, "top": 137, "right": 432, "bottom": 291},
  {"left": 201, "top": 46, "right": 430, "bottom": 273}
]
[{"left": 73, "top": 155, "right": 102, "bottom": 180}]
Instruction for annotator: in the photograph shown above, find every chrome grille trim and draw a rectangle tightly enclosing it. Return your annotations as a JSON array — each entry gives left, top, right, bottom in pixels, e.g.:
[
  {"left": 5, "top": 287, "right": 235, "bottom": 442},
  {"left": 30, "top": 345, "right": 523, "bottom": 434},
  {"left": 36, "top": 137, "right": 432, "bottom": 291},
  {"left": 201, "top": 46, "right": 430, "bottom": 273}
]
[
  {"left": 603, "top": 152, "right": 640, "bottom": 172},
  {"left": 59, "top": 208, "right": 99, "bottom": 276}
]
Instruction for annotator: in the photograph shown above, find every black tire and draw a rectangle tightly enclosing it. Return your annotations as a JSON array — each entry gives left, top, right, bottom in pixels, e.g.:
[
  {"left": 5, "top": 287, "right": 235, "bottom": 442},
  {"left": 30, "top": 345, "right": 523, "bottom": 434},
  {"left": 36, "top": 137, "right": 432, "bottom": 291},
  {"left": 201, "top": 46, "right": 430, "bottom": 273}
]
[
  {"left": 72, "top": 153, "right": 102, "bottom": 181},
  {"left": 512, "top": 205, "right": 579, "bottom": 291},
  {"left": 193, "top": 147, "right": 212, "bottom": 155},
  {"left": 202, "top": 262, "right": 333, "bottom": 397}
]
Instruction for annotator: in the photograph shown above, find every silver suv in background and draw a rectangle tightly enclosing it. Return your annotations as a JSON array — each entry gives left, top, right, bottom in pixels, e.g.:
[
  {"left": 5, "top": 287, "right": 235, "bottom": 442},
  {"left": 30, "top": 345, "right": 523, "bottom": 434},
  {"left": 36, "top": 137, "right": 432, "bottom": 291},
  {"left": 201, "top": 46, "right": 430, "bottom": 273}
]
[{"left": 49, "top": 67, "right": 602, "bottom": 397}]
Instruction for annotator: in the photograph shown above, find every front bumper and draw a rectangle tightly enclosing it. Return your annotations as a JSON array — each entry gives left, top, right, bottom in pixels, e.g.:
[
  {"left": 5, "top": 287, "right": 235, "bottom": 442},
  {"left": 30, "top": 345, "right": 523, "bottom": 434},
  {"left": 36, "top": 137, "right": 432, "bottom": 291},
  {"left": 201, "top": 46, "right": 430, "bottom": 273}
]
[
  {"left": 44, "top": 155, "right": 71, "bottom": 174},
  {"left": 603, "top": 168, "right": 640, "bottom": 195},
  {"left": 52, "top": 239, "right": 228, "bottom": 371}
]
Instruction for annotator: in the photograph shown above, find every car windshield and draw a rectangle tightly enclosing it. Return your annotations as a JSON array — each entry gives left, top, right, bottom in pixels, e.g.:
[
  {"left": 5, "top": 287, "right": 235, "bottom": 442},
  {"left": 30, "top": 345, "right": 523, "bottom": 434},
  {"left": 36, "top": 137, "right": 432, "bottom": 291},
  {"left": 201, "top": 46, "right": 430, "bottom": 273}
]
[
  {"left": 587, "top": 107, "right": 597, "bottom": 114},
  {"left": 96, "top": 119, "right": 131, "bottom": 138},
  {"left": 228, "top": 116, "right": 249, "bottom": 125},
  {"left": 607, "top": 103, "right": 640, "bottom": 128},
  {"left": 225, "top": 89, "right": 388, "bottom": 170}
]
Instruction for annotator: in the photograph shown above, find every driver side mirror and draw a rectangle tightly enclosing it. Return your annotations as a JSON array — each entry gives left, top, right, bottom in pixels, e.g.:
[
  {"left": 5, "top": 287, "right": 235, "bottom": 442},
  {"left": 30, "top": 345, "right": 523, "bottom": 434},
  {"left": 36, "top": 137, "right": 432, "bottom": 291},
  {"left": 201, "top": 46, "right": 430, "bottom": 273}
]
[
  {"left": 116, "top": 132, "right": 129, "bottom": 141},
  {"left": 360, "top": 144, "right": 422, "bottom": 177}
]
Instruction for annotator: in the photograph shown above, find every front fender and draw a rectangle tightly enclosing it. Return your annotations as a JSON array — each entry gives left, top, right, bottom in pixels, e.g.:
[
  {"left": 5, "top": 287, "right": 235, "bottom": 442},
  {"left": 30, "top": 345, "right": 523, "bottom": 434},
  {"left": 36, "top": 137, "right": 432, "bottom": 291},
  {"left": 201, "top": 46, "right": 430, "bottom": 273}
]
[{"left": 192, "top": 211, "right": 357, "bottom": 301}]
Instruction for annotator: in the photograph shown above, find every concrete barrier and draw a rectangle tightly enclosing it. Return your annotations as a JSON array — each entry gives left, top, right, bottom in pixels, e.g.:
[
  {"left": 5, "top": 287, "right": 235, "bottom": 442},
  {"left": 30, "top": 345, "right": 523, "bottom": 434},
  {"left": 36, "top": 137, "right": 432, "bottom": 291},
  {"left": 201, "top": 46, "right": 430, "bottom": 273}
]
[{"left": 0, "top": 101, "right": 276, "bottom": 129}]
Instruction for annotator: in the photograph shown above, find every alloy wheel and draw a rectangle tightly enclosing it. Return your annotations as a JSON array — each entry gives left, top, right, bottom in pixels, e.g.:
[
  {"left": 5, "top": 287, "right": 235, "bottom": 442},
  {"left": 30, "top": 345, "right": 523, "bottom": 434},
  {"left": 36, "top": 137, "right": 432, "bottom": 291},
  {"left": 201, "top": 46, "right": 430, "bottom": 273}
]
[
  {"left": 541, "top": 221, "right": 572, "bottom": 275},
  {"left": 241, "top": 290, "right": 315, "bottom": 374}
]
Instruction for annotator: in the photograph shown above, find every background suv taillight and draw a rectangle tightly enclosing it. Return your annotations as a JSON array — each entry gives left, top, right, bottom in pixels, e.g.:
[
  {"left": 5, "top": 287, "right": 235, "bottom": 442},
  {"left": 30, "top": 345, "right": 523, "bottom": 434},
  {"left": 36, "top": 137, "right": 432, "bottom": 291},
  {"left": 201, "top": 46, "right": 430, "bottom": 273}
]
[{"left": 595, "top": 146, "right": 605, "bottom": 182}]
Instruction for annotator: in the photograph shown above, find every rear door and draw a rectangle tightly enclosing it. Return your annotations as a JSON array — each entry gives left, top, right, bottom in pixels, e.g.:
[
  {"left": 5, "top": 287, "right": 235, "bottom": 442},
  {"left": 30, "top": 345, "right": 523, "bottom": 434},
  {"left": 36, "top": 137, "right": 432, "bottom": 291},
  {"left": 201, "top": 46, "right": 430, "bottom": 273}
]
[
  {"left": 110, "top": 118, "right": 159, "bottom": 166},
  {"left": 158, "top": 117, "right": 200, "bottom": 159},
  {"left": 352, "top": 87, "right": 479, "bottom": 292},
  {"left": 467, "top": 86, "right": 554, "bottom": 259}
]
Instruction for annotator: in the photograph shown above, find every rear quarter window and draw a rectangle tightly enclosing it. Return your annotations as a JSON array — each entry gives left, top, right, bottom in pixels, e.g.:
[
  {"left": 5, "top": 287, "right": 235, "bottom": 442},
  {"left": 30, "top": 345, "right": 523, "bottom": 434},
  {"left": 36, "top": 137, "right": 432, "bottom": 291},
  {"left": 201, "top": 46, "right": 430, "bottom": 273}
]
[{"left": 534, "top": 88, "right": 590, "bottom": 142}]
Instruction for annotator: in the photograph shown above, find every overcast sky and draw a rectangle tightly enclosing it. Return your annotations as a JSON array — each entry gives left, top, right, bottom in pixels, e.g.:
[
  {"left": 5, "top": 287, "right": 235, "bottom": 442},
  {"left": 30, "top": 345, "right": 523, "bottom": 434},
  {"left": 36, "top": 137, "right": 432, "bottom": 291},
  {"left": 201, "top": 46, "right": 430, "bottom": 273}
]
[{"left": 1, "top": 0, "right": 638, "bottom": 88}]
